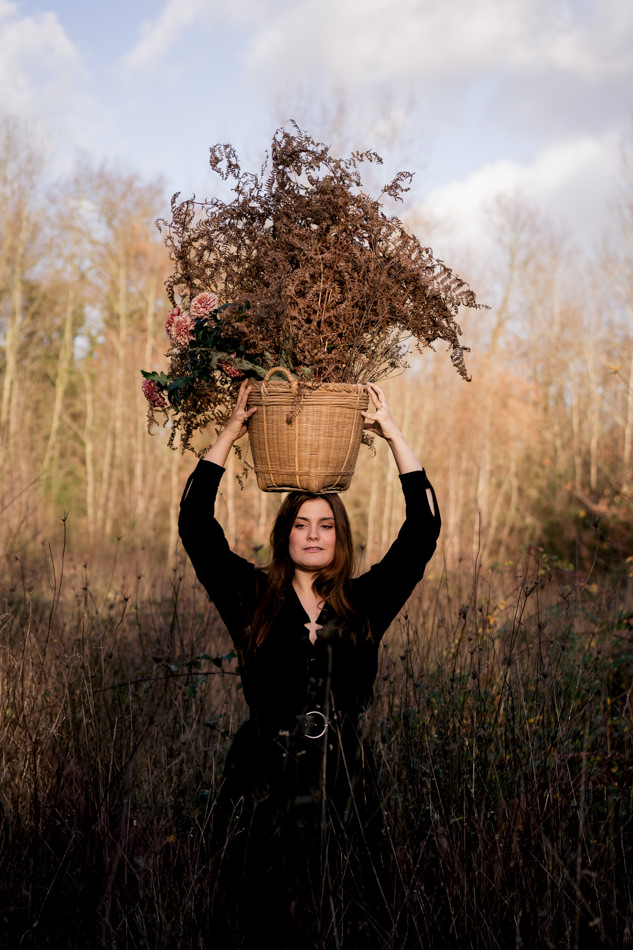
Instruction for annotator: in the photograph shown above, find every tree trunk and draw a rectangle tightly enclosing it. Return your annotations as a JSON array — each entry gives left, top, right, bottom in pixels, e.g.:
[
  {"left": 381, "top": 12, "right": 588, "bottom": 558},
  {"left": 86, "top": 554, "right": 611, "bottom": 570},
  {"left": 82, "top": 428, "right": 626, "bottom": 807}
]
[{"left": 43, "top": 287, "right": 76, "bottom": 477}]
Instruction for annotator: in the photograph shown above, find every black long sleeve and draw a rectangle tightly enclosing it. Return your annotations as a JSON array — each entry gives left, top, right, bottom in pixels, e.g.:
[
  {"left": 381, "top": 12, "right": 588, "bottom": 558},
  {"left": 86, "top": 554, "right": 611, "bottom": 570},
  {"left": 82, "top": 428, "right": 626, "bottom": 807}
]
[
  {"left": 179, "top": 460, "right": 264, "bottom": 637},
  {"left": 353, "top": 469, "right": 440, "bottom": 641}
]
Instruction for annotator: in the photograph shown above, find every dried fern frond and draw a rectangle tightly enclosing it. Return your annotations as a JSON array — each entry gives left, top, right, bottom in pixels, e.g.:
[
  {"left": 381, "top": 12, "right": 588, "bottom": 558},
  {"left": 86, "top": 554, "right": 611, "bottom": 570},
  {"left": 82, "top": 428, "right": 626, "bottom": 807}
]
[{"left": 146, "top": 123, "right": 485, "bottom": 452}]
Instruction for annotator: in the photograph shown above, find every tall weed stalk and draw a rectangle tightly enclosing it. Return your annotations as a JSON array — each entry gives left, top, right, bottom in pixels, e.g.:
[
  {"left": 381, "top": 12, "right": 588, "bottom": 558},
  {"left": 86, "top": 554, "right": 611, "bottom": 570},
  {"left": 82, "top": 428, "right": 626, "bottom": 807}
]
[{"left": 1, "top": 542, "right": 632, "bottom": 948}]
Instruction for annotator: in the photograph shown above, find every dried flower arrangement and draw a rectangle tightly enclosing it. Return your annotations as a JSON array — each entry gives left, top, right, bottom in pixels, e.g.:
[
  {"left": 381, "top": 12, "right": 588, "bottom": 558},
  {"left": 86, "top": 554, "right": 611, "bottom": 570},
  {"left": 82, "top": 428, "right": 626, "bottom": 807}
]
[{"left": 142, "top": 123, "right": 483, "bottom": 453}]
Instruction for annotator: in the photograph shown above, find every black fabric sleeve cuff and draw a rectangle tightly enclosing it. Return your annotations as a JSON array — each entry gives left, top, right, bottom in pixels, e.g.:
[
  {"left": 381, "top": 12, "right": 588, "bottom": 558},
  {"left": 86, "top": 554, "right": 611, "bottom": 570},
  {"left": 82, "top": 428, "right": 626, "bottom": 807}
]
[
  {"left": 399, "top": 468, "right": 432, "bottom": 489},
  {"left": 180, "top": 458, "right": 224, "bottom": 508},
  {"left": 197, "top": 458, "right": 225, "bottom": 477}
]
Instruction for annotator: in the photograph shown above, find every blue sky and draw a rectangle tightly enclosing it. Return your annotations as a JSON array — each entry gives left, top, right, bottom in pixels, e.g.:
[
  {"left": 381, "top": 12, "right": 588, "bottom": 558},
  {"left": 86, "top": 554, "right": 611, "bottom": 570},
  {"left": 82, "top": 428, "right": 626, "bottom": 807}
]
[{"left": 1, "top": 0, "right": 632, "bottom": 258}]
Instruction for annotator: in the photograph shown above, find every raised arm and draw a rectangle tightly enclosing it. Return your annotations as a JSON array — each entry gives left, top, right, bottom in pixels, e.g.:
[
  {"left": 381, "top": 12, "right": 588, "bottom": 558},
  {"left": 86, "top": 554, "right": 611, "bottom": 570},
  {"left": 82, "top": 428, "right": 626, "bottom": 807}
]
[
  {"left": 362, "top": 381, "right": 435, "bottom": 514},
  {"left": 179, "top": 380, "right": 264, "bottom": 637},
  {"left": 354, "top": 381, "right": 441, "bottom": 641},
  {"left": 204, "top": 379, "right": 257, "bottom": 467}
]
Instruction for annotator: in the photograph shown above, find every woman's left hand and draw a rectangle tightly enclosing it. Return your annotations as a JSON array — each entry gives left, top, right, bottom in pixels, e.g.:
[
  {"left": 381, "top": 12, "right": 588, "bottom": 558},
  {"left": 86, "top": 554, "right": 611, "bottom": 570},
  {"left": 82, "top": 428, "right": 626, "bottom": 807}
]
[
  {"left": 361, "top": 382, "right": 401, "bottom": 441},
  {"left": 362, "top": 382, "right": 423, "bottom": 474}
]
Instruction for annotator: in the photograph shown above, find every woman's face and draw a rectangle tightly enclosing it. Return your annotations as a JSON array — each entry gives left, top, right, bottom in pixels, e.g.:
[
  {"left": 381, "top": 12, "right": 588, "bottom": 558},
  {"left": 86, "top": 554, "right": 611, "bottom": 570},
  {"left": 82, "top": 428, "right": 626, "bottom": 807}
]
[{"left": 288, "top": 497, "right": 336, "bottom": 573}]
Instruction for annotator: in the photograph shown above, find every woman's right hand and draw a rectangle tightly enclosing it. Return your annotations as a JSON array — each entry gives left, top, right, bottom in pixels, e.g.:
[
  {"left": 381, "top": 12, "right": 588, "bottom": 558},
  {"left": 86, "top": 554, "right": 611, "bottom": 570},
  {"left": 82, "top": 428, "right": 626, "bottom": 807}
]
[{"left": 204, "top": 380, "right": 257, "bottom": 465}]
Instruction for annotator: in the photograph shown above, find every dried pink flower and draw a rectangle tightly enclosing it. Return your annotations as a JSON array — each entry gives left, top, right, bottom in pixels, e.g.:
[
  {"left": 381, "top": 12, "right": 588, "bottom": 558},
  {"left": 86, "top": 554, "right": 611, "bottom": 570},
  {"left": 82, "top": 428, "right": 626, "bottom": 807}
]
[
  {"left": 190, "top": 292, "right": 219, "bottom": 319},
  {"left": 142, "top": 379, "right": 167, "bottom": 409},
  {"left": 173, "top": 313, "right": 194, "bottom": 346},
  {"left": 217, "top": 358, "right": 245, "bottom": 379},
  {"left": 165, "top": 306, "right": 181, "bottom": 340}
]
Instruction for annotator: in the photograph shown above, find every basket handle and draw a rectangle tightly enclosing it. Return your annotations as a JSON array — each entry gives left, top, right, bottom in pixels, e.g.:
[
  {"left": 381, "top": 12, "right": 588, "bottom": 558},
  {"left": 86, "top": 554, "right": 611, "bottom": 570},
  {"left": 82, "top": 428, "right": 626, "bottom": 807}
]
[{"left": 261, "top": 366, "right": 298, "bottom": 396}]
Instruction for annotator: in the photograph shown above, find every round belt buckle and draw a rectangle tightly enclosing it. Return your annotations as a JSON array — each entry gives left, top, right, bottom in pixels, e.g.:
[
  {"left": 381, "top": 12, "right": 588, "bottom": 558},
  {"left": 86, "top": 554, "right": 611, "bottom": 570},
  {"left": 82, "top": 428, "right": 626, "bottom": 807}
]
[{"left": 300, "top": 710, "right": 328, "bottom": 739}]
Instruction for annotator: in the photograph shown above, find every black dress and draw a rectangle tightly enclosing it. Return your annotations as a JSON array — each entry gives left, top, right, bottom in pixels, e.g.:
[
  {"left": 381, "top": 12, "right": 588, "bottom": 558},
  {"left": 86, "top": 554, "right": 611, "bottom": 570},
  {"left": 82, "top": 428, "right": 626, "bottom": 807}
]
[{"left": 179, "top": 461, "right": 441, "bottom": 948}]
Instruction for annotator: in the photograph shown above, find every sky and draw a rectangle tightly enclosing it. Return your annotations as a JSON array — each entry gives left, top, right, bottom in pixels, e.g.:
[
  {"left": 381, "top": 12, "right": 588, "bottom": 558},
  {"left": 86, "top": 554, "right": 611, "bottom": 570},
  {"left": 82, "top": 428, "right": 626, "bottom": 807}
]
[{"left": 1, "top": 0, "right": 632, "bottom": 261}]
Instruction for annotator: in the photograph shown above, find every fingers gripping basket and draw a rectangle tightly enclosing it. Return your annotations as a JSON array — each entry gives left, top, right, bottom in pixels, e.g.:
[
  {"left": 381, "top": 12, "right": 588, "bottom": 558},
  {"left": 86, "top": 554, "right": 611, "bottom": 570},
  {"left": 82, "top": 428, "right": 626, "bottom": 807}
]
[{"left": 247, "top": 368, "right": 369, "bottom": 493}]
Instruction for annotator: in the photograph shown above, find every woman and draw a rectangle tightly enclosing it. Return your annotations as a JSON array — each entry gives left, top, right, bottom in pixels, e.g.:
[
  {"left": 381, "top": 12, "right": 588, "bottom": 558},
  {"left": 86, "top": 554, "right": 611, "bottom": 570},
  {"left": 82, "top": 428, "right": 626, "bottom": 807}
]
[{"left": 179, "top": 381, "right": 440, "bottom": 948}]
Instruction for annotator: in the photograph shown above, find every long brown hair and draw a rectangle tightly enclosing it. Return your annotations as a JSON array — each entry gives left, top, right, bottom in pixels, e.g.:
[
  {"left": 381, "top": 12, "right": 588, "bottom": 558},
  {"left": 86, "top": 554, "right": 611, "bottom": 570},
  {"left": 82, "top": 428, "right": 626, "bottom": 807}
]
[{"left": 250, "top": 491, "right": 364, "bottom": 648}]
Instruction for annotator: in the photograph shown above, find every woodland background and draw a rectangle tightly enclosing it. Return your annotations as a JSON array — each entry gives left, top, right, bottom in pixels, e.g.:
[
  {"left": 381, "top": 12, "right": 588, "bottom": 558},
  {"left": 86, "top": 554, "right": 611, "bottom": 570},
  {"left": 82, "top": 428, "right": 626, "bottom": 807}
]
[
  {"left": 1, "top": 111, "right": 633, "bottom": 948},
  {"left": 1, "top": 112, "right": 631, "bottom": 584}
]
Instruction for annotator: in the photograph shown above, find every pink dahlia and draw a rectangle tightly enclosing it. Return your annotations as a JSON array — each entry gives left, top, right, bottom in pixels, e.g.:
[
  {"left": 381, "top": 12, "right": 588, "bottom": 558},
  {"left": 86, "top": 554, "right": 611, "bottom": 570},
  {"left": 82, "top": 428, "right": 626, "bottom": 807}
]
[
  {"left": 165, "top": 306, "right": 181, "bottom": 340},
  {"left": 173, "top": 313, "right": 195, "bottom": 346},
  {"left": 217, "top": 358, "right": 245, "bottom": 379},
  {"left": 142, "top": 379, "right": 167, "bottom": 409},
  {"left": 190, "top": 292, "right": 219, "bottom": 319}
]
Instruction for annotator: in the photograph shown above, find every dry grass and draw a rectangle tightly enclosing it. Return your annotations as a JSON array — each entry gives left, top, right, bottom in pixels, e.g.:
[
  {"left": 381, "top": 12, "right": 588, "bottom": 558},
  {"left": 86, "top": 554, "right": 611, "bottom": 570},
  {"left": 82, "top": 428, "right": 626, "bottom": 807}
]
[{"left": 1, "top": 535, "right": 632, "bottom": 948}]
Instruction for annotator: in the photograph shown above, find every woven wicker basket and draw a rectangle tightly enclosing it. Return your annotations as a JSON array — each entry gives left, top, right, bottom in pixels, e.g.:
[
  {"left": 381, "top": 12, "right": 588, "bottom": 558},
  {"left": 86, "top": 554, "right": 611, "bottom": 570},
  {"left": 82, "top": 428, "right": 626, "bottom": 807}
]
[{"left": 247, "top": 367, "right": 369, "bottom": 493}]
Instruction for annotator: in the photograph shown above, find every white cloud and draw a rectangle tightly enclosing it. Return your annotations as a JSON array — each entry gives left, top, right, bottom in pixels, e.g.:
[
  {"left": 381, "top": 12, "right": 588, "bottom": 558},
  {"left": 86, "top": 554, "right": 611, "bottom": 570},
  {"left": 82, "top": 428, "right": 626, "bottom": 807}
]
[
  {"left": 115, "top": 0, "right": 633, "bottom": 176},
  {"left": 120, "top": 0, "right": 255, "bottom": 74},
  {"left": 120, "top": 0, "right": 207, "bottom": 73},
  {"left": 244, "top": 0, "right": 633, "bottom": 91},
  {"left": 233, "top": 0, "right": 633, "bottom": 180},
  {"left": 548, "top": 0, "right": 633, "bottom": 78},
  {"left": 0, "top": 0, "right": 84, "bottom": 116},
  {"left": 124, "top": 0, "right": 627, "bottom": 85},
  {"left": 422, "top": 131, "right": 623, "bottom": 254}
]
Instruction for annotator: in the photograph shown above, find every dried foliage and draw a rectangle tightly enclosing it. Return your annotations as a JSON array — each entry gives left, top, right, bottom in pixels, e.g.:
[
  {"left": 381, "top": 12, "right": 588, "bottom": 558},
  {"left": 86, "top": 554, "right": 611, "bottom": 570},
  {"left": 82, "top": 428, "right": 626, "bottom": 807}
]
[
  {"left": 143, "top": 123, "right": 484, "bottom": 451},
  {"left": 3, "top": 555, "right": 633, "bottom": 949}
]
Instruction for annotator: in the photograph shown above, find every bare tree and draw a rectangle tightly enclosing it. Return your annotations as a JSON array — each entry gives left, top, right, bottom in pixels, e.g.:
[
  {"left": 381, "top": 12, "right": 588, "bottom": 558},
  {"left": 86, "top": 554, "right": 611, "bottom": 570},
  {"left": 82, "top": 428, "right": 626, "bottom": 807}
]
[{"left": 0, "top": 117, "right": 48, "bottom": 455}]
